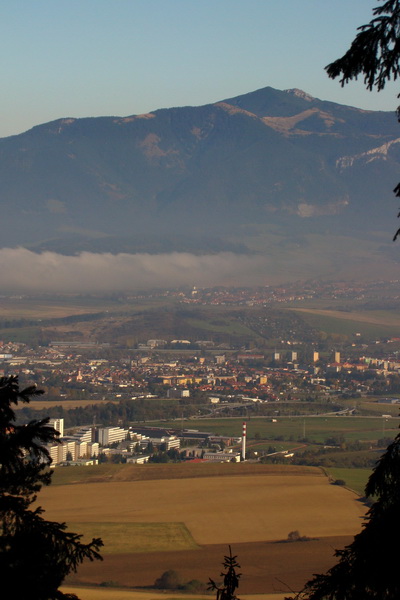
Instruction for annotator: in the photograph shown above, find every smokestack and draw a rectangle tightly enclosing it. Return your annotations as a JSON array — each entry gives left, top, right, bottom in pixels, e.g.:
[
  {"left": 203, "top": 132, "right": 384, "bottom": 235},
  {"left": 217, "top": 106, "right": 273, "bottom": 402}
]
[{"left": 242, "top": 422, "right": 246, "bottom": 461}]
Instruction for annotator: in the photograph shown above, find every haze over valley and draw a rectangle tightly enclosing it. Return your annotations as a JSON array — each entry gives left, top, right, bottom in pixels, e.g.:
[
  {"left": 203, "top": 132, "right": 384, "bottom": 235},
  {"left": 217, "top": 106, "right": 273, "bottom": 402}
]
[{"left": 1, "top": 86, "right": 399, "bottom": 293}]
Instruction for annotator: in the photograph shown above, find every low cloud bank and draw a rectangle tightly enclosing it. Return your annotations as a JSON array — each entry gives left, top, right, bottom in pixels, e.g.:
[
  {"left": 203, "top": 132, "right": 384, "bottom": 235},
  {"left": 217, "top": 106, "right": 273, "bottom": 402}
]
[{"left": 0, "top": 248, "right": 267, "bottom": 293}]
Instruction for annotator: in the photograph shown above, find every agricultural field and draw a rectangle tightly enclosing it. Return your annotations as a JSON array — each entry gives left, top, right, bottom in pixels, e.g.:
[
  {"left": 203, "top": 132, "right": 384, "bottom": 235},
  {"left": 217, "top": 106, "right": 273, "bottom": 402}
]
[
  {"left": 350, "top": 398, "right": 400, "bottom": 417},
  {"left": 148, "top": 415, "right": 400, "bottom": 445},
  {"left": 185, "top": 315, "right": 260, "bottom": 339},
  {"left": 66, "top": 522, "right": 198, "bottom": 554},
  {"left": 0, "top": 295, "right": 179, "bottom": 344},
  {"left": 0, "top": 295, "right": 172, "bottom": 319},
  {"left": 61, "top": 587, "right": 286, "bottom": 600},
  {"left": 39, "top": 471, "right": 365, "bottom": 544},
  {"left": 326, "top": 468, "right": 372, "bottom": 496},
  {"left": 50, "top": 462, "right": 313, "bottom": 486},
  {"left": 39, "top": 463, "right": 366, "bottom": 595},
  {"left": 26, "top": 398, "right": 120, "bottom": 410},
  {"left": 292, "top": 308, "right": 400, "bottom": 328},
  {"left": 288, "top": 307, "right": 400, "bottom": 338},
  {"left": 2, "top": 288, "right": 400, "bottom": 347}
]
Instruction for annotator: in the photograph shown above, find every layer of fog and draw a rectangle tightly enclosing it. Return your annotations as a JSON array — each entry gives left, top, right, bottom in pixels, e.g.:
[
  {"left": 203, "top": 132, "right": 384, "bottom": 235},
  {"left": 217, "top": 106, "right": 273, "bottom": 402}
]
[{"left": 0, "top": 248, "right": 270, "bottom": 293}]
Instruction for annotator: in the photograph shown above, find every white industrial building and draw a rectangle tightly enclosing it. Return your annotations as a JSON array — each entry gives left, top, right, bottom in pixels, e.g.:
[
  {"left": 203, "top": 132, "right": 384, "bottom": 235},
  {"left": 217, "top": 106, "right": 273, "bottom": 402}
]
[{"left": 203, "top": 451, "right": 240, "bottom": 463}]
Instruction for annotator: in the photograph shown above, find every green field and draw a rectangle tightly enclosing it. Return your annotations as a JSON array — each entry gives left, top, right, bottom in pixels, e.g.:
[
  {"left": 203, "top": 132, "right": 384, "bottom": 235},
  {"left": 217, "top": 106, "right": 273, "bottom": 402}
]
[
  {"left": 245, "top": 441, "right": 301, "bottom": 452},
  {"left": 185, "top": 316, "right": 258, "bottom": 337},
  {"left": 148, "top": 415, "right": 400, "bottom": 444},
  {"left": 67, "top": 522, "right": 198, "bottom": 554},
  {"left": 351, "top": 399, "right": 400, "bottom": 417},
  {"left": 0, "top": 326, "right": 42, "bottom": 343},
  {"left": 327, "top": 468, "right": 372, "bottom": 496}
]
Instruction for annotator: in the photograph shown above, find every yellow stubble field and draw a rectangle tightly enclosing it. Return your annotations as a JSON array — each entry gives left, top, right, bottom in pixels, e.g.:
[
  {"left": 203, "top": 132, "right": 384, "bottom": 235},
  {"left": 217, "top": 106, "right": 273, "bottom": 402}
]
[
  {"left": 39, "top": 472, "right": 364, "bottom": 545},
  {"left": 38, "top": 466, "right": 366, "bottom": 595}
]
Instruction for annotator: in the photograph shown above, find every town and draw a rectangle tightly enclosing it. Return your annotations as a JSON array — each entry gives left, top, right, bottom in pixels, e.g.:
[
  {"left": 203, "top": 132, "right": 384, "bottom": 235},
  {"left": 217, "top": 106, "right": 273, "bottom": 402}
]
[{"left": 3, "top": 281, "right": 400, "bottom": 467}]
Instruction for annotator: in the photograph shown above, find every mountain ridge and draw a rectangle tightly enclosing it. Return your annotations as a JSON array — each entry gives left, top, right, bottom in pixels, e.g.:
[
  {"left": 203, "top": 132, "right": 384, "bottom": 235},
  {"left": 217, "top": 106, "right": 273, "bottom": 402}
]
[{"left": 0, "top": 85, "right": 398, "bottom": 277}]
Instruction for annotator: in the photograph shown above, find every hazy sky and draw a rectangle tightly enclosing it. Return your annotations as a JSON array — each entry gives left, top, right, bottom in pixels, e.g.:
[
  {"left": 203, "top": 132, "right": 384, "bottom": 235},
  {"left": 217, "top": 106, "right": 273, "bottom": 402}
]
[{"left": 1, "top": 0, "right": 399, "bottom": 139}]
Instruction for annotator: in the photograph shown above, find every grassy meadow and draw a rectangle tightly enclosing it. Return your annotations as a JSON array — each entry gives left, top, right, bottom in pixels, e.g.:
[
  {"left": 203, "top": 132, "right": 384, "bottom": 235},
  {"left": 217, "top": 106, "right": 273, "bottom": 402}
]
[
  {"left": 185, "top": 315, "right": 259, "bottom": 338},
  {"left": 66, "top": 522, "right": 198, "bottom": 554},
  {"left": 148, "top": 415, "right": 400, "bottom": 445},
  {"left": 326, "top": 467, "right": 372, "bottom": 496},
  {"left": 350, "top": 399, "right": 400, "bottom": 417}
]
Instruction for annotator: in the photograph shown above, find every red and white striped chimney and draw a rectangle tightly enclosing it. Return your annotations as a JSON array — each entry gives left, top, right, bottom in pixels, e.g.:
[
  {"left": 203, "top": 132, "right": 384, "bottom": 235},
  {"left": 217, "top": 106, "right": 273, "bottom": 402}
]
[{"left": 242, "top": 421, "right": 246, "bottom": 460}]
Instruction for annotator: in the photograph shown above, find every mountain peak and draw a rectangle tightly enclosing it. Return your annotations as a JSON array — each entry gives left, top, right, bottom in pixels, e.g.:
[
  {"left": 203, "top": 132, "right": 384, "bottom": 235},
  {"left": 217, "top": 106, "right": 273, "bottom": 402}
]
[
  {"left": 0, "top": 85, "right": 397, "bottom": 253},
  {"left": 284, "top": 88, "right": 314, "bottom": 102}
]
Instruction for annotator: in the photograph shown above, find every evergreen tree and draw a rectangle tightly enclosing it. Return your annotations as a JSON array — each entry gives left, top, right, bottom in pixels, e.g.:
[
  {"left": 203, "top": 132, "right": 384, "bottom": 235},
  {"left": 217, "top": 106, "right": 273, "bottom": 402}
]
[
  {"left": 325, "top": 0, "right": 400, "bottom": 239},
  {"left": 208, "top": 546, "right": 241, "bottom": 600},
  {"left": 286, "top": 431, "right": 400, "bottom": 599},
  {"left": 326, "top": 1, "right": 400, "bottom": 93},
  {"left": 0, "top": 376, "right": 102, "bottom": 599}
]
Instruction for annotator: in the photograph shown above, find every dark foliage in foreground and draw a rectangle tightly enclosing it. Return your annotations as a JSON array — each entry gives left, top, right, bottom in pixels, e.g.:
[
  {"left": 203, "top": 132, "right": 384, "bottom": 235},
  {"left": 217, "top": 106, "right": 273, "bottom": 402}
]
[
  {"left": 286, "top": 430, "right": 400, "bottom": 599},
  {"left": 209, "top": 546, "right": 241, "bottom": 600},
  {"left": 326, "top": 0, "right": 400, "bottom": 239},
  {"left": 0, "top": 376, "right": 103, "bottom": 600}
]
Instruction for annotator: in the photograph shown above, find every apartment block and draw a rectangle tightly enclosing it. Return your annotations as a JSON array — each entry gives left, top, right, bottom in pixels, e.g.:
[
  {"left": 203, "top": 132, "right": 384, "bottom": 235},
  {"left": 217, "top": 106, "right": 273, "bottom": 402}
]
[{"left": 97, "top": 426, "right": 128, "bottom": 446}]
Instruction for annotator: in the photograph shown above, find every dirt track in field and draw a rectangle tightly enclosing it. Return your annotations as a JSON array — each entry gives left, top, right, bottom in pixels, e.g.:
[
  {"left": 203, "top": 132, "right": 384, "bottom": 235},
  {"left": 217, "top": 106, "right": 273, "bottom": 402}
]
[{"left": 69, "top": 537, "right": 353, "bottom": 594}]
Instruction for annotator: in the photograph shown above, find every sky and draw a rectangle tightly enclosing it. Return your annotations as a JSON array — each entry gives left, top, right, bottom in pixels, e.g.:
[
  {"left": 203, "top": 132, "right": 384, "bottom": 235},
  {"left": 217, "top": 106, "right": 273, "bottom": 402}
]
[
  {"left": 0, "top": 0, "right": 398, "bottom": 293},
  {"left": 1, "top": 0, "right": 399, "bottom": 139}
]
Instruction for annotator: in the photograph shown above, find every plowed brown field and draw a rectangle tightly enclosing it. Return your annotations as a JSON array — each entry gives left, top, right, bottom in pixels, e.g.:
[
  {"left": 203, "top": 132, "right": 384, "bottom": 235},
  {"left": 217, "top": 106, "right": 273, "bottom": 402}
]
[{"left": 69, "top": 537, "right": 354, "bottom": 594}]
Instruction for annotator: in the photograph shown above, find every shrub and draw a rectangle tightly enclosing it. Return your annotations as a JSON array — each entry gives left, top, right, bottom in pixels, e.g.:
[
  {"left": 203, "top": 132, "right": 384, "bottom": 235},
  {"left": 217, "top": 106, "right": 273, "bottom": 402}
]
[
  {"left": 285, "top": 530, "right": 313, "bottom": 542},
  {"left": 182, "top": 579, "right": 207, "bottom": 593},
  {"left": 154, "top": 569, "right": 182, "bottom": 590},
  {"left": 99, "top": 581, "right": 119, "bottom": 587}
]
